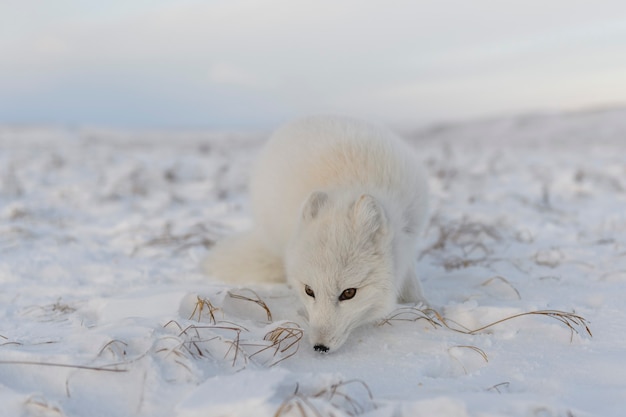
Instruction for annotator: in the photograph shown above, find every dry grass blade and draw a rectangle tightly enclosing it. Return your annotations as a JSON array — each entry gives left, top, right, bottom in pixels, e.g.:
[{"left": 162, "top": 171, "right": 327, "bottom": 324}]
[
  {"left": 173, "top": 323, "right": 249, "bottom": 367},
  {"left": 152, "top": 337, "right": 196, "bottom": 377},
  {"left": 222, "top": 327, "right": 246, "bottom": 367},
  {"left": 383, "top": 307, "right": 592, "bottom": 341},
  {"left": 251, "top": 322, "right": 303, "bottom": 366},
  {"left": 322, "top": 379, "right": 375, "bottom": 416},
  {"left": 465, "top": 310, "right": 592, "bottom": 341},
  {"left": 448, "top": 345, "right": 489, "bottom": 375},
  {"left": 24, "top": 395, "right": 64, "bottom": 417},
  {"left": 0, "top": 360, "right": 127, "bottom": 372},
  {"left": 487, "top": 382, "right": 510, "bottom": 394},
  {"left": 449, "top": 345, "right": 489, "bottom": 363},
  {"left": 163, "top": 319, "right": 183, "bottom": 330},
  {"left": 97, "top": 339, "right": 129, "bottom": 360},
  {"left": 1, "top": 337, "right": 22, "bottom": 347},
  {"left": 378, "top": 307, "right": 441, "bottom": 329},
  {"left": 179, "top": 323, "right": 250, "bottom": 335},
  {"left": 228, "top": 289, "right": 273, "bottom": 322},
  {"left": 421, "top": 308, "right": 475, "bottom": 334},
  {"left": 480, "top": 276, "right": 522, "bottom": 300}
]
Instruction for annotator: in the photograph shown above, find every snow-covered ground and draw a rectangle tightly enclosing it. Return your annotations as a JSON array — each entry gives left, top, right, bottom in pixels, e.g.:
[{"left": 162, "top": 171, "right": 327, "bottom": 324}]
[{"left": 1, "top": 109, "right": 625, "bottom": 417}]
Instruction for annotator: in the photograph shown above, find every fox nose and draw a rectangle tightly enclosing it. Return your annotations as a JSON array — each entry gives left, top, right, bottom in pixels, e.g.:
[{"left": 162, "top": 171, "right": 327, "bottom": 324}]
[{"left": 314, "top": 344, "right": 329, "bottom": 353}]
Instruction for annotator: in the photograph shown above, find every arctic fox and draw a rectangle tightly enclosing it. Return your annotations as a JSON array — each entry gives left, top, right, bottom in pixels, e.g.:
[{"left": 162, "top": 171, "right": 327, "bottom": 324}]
[{"left": 204, "top": 115, "right": 429, "bottom": 353}]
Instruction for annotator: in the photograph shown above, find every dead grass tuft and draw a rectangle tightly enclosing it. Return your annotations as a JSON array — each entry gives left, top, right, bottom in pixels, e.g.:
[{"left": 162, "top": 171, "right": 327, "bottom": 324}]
[
  {"left": 440, "top": 255, "right": 489, "bottom": 271},
  {"left": 164, "top": 320, "right": 249, "bottom": 367},
  {"left": 189, "top": 296, "right": 220, "bottom": 324},
  {"left": 22, "top": 298, "right": 77, "bottom": 322},
  {"left": 422, "top": 215, "right": 502, "bottom": 254},
  {"left": 163, "top": 318, "right": 305, "bottom": 369},
  {"left": 135, "top": 222, "right": 217, "bottom": 255},
  {"left": 49, "top": 300, "right": 76, "bottom": 314},
  {"left": 248, "top": 322, "right": 303, "bottom": 366},
  {"left": 274, "top": 379, "right": 374, "bottom": 417},
  {"left": 228, "top": 289, "right": 273, "bottom": 322},
  {"left": 420, "top": 215, "right": 503, "bottom": 271}
]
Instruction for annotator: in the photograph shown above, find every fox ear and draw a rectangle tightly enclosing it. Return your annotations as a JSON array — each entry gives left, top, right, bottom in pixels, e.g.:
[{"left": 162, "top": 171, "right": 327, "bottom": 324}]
[
  {"left": 301, "top": 191, "right": 329, "bottom": 221},
  {"left": 353, "top": 194, "right": 387, "bottom": 238}
]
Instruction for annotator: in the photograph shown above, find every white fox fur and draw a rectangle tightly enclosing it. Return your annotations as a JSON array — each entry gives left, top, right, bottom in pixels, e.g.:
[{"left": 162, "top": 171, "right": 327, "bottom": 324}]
[{"left": 203, "top": 115, "right": 429, "bottom": 352}]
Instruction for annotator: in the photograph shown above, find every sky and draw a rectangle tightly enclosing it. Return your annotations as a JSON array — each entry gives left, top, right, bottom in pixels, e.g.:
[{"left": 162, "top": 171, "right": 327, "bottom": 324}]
[{"left": 1, "top": 0, "right": 626, "bottom": 129}]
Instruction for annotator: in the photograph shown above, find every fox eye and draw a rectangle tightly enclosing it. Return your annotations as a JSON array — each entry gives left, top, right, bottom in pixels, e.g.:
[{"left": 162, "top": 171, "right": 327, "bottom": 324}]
[
  {"left": 304, "top": 285, "right": 315, "bottom": 298},
  {"left": 339, "top": 288, "right": 357, "bottom": 301}
]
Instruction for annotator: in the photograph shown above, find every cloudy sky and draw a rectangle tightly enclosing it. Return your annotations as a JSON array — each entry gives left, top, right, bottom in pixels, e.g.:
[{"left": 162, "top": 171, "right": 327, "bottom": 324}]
[{"left": 2, "top": 0, "right": 626, "bottom": 129}]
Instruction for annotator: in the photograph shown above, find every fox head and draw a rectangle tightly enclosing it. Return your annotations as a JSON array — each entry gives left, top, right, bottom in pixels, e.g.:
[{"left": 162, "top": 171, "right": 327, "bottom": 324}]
[{"left": 285, "top": 191, "right": 396, "bottom": 353}]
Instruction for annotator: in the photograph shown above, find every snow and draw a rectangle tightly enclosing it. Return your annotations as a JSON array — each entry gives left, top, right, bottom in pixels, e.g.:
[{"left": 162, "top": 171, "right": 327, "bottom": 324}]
[{"left": 1, "top": 108, "right": 626, "bottom": 416}]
